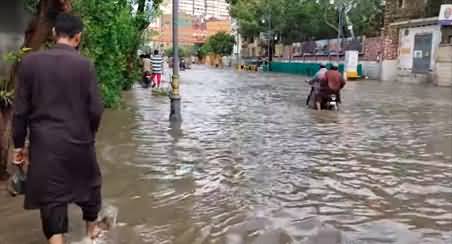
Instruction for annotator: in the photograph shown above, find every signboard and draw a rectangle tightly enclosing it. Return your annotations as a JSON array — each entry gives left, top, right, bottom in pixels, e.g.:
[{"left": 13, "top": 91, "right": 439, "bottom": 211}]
[
  {"left": 345, "top": 50, "right": 359, "bottom": 72},
  {"left": 400, "top": 48, "right": 411, "bottom": 55},
  {"left": 259, "top": 31, "right": 273, "bottom": 41},
  {"left": 439, "top": 4, "right": 452, "bottom": 26},
  {"left": 414, "top": 50, "right": 423, "bottom": 58}
]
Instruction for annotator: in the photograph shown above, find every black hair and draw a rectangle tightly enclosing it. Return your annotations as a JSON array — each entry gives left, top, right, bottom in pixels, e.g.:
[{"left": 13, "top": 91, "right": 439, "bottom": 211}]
[
  {"left": 331, "top": 66, "right": 338, "bottom": 70},
  {"left": 319, "top": 64, "right": 326, "bottom": 68},
  {"left": 154, "top": 50, "right": 159, "bottom": 55},
  {"left": 55, "top": 13, "right": 84, "bottom": 38}
]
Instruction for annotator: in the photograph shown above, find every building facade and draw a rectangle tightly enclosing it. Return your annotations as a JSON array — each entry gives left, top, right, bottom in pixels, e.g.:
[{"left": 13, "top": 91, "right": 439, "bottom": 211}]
[
  {"left": 150, "top": 13, "right": 231, "bottom": 48},
  {"left": 382, "top": 0, "right": 452, "bottom": 86},
  {"left": 382, "top": 0, "right": 430, "bottom": 81},
  {"left": 161, "top": 0, "right": 229, "bottom": 19},
  {"left": 205, "top": 0, "right": 229, "bottom": 18}
]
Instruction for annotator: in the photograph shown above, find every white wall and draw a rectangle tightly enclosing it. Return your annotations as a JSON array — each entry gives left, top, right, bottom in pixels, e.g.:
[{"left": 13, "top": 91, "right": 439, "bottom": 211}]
[
  {"left": 361, "top": 61, "right": 381, "bottom": 80},
  {"left": 398, "top": 25, "right": 442, "bottom": 71},
  {"left": 381, "top": 60, "right": 398, "bottom": 81}
]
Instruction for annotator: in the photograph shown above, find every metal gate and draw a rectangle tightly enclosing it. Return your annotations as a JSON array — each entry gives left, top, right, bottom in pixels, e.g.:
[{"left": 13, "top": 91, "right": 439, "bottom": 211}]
[{"left": 412, "top": 33, "right": 433, "bottom": 73}]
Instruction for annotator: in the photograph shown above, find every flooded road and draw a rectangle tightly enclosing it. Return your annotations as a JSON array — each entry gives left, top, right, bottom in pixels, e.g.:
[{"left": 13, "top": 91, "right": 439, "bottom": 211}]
[{"left": 1, "top": 66, "right": 452, "bottom": 243}]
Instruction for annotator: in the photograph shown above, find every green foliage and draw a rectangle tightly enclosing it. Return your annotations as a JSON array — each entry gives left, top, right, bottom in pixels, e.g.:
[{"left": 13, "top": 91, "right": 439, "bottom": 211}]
[
  {"left": 198, "top": 44, "right": 211, "bottom": 58},
  {"left": 1, "top": 48, "right": 32, "bottom": 109},
  {"left": 3, "top": 48, "right": 33, "bottom": 64},
  {"left": 203, "top": 32, "right": 235, "bottom": 56},
  {"left": 346, "top": 0, "right": 384, "bottom": 37},
  {"left": 73, "top": 0, "right": 161, "bottom": 108},
  {"left": 0, "top": 79, "right": 14, "bottom": 109},
  {"left": 192, "top": 44, "right": 209, "bottom": 58},
  {"left": 24, "top": 0, "right": 39, "bottom": 14},
  {"left": 164, "top": 46, "right": 194, "bottom": 58},
  {"left": 230, "top": 0, "right": 384, "bottom": 42}
]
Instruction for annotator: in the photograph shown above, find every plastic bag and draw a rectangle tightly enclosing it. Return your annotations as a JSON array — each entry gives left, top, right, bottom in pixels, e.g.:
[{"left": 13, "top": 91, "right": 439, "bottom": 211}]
[{"left": 7, "top": 165, "right": 26, "bottom": 196}]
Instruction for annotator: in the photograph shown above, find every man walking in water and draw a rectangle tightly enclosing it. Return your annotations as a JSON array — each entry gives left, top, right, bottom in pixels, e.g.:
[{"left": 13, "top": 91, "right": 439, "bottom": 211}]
[
  {"left": 13, "top": 13, "right": 104, "bottom": 244},
  {"left": 150, "top": 49, "right": 164, "bottom": 88}
]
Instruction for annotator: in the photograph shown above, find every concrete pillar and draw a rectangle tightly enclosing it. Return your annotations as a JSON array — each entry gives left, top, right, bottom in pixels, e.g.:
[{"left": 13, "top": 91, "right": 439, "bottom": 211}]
[
  {"left": 381, "top": 0, "right": 399, "bottom": 81},
  {"left": 434, "top": 17, "right": 452, "bottom": 87}
]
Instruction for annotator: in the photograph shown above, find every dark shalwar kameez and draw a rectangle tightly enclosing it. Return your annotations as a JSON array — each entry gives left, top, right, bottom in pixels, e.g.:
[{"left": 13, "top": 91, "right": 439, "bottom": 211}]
[{"left": 12, "top": 44, "right": 104, "bottom": 238}]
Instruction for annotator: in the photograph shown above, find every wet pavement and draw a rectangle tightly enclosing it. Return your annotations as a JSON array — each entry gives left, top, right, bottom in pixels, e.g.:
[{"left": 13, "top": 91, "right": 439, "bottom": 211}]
[{"left": 1, "top": 65, "right": 452, "bottom": 243}]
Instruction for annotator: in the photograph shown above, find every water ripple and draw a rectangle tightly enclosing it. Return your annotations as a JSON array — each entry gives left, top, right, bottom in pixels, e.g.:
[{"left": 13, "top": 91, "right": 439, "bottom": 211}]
[{"left": 108, "top": 67, "right": 452, "bottom": 243}]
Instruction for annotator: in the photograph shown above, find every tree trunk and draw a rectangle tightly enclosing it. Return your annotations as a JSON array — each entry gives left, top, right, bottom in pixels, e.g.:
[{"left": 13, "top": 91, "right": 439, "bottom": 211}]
[
  {"left": 0, "top": 0, "right": 72, "bottom": 178},
  {"left": 0, "top": 110, "right": 12, "bottom": 179},
  {"left": 25, "top": 0, "right": 72, "bottom": 50},
  {"left": 124, "top": 0, "right": 148, "bottom": 88}
]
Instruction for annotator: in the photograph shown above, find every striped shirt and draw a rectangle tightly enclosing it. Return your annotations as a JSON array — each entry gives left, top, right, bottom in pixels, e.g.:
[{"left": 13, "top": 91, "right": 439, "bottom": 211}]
[{"left": 150, "top": 55, "right": 164, "bottom": 74}]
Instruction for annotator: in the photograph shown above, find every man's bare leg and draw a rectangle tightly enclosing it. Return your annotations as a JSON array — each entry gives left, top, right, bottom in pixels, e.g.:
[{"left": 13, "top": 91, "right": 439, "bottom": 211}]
[
  {"left": 48, "top": 234, "right": 64, "bottom": 244},
  {"left": 316, "top": 101, "right": 321, "bottom": 111},
  {"left": 86, "top": 221, "right": 101, "bottom": 240}
]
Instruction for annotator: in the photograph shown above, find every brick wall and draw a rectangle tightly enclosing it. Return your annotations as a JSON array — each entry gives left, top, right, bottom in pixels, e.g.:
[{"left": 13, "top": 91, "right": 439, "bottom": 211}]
[
  {"left": 383, "top": 0, "right": 428, "bottom": 60},
  {"left": 362, "top": 37, "right": 384, "bottom": 61}
]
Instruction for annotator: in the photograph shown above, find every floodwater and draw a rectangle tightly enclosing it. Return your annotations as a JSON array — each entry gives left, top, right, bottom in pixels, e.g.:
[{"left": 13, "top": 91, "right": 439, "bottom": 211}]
[{"left": 0, "top": 66, "right": 452, "bottom": 244}]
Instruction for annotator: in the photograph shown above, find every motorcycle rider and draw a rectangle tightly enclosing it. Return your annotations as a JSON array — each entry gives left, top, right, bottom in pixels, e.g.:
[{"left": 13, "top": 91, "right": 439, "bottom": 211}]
[
  {"left": 307, "top": 64, "right": 328, "bottom": 107},
  {"left": 323, "top": 65, "right": 346, "bottom": 107}
]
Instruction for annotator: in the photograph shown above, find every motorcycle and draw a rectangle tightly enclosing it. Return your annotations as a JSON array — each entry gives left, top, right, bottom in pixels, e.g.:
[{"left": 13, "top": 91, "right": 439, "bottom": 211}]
[
  {"left": 324, "top": 93, "right": 339, "bottom": 111},
  {"left": 305, "top": 79, "right": 339, "bottom": 111},
  {"left": 141, "top": 72, "right": 152, "bottom": 88},
  {"left": 180, "top": 58, "right": 186, "bottom": 71}
]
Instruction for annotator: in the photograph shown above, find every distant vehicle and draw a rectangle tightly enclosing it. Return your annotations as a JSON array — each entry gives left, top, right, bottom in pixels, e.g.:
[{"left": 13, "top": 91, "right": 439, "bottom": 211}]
[
  {"left": 242, "top": 58, "right": 264, "bottom": 71},
  {"left": 168, "top": 57, "right": 190, "bottom": 70},
  {"left": 141, "top": 72, "right": 152, "bottom": 88},
  {"left": 180, "top": 58, "right": 188, "bottom": 70}
]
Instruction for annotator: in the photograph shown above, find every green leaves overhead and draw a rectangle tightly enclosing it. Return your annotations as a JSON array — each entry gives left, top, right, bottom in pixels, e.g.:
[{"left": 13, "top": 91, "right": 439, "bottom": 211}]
[
  {"left": 73, "top": 0, "right": 162, "bottom": 107},
  {"left": 203, "top": 32, "right": 236, "bottom": 57},
  {"left": 230, "top": 0, "right": 384, "bottom": 43}
]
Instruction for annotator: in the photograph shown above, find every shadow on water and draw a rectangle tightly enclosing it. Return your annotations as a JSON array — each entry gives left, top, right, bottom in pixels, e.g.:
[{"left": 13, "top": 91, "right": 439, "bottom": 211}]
[{"left": 0, "top": 66, "right": 452, "bottom": 243}]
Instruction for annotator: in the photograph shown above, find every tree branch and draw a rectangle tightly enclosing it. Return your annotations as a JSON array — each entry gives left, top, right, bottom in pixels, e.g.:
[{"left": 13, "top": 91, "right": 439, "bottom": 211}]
[{"left": 324, "top": 6, "right": 338, "bottom": 33}]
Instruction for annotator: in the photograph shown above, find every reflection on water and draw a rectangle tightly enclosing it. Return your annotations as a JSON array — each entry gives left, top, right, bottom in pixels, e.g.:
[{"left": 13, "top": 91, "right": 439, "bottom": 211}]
[{"left": 0, "top": 66, "right": 451, "bottom": 243}]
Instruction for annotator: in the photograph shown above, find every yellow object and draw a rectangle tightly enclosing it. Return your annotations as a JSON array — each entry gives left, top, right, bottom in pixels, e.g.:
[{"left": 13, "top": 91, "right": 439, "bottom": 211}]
[
  {"left": 171, "top": 74, "right": 180, "bottom": 97},
  {"left": 346, "top": 71, "right": 359, "bottom": 80}
]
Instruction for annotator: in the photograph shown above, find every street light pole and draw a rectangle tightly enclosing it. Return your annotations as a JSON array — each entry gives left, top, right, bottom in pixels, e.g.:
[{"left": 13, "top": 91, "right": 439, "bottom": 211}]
[
  {"left": 337, "top": 5, "right": 342, "bottom": 62},
  {"left": 330, "top": 0, "right": 344, "bottom": 62},
  {"left": 170, "top": 0, "right": 182, "bottom": 122},
  {"left": 267, "top": 1, "right": 272, "bottom": 72},
  {"left": 268, "top": 9, "right": 272, "bottom": 71}
]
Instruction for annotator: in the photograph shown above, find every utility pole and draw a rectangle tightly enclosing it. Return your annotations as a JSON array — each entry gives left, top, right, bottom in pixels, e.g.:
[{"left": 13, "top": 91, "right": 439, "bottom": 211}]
[
  {"left": 192, "top": 0, "right": 195, "bottom": 16},
  {"left": 233, "top": 19, "right": 241, "bottom": 68},
  {"left": 337, "top": 5, "right": 342, "bottom": 62},
  {"left": 268, "top": 8, "right": 272, "bottom": 71},
  {"left": 170, "top": 0, "right": 182, "bottom": 122},
  {"left": 264, "top": 0, "right": 272, "bottom": 72}
]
